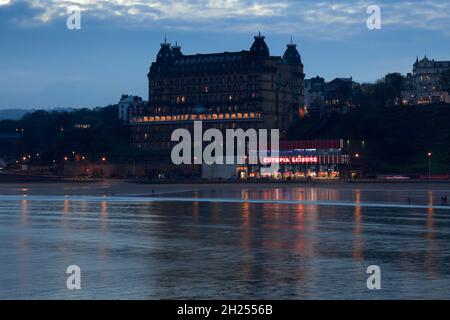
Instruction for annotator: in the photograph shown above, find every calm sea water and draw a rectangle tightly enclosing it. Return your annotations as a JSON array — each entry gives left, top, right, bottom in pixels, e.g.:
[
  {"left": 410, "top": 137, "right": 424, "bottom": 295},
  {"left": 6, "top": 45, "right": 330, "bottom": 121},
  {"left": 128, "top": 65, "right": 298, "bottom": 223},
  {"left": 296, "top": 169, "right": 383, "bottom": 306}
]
[{"left": 1, "top": 186, "right": 450, "bottom": 299}]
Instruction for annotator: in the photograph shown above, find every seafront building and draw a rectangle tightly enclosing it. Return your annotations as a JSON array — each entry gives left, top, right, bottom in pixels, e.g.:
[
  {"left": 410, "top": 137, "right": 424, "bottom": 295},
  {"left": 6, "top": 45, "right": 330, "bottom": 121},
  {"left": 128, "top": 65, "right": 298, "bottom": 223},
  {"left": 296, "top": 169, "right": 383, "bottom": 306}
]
[
  {"left": 129, "top": 34, "right": 305, "bottom": 150},
  {"left": 119, "top": 34, "right": 359, "bottom": 180},
  {"left": 204, "top": 139, "right": 357, "bottom": 180}
]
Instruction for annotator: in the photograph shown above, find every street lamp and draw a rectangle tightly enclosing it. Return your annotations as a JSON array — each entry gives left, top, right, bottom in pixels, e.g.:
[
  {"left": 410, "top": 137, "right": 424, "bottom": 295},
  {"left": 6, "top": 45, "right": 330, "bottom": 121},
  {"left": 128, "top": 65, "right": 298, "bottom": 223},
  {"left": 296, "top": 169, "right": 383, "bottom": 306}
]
[{"left": 427, "top": 152, "right": 432, "bottom": 180}]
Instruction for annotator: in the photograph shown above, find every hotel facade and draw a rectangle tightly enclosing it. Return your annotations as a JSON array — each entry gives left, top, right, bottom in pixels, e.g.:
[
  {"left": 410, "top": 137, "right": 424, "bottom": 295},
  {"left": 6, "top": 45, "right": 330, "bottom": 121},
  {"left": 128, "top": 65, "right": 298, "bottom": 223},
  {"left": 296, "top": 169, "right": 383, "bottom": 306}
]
[{"left": 129, "top": 34, "right": 305, "bottom": 150}]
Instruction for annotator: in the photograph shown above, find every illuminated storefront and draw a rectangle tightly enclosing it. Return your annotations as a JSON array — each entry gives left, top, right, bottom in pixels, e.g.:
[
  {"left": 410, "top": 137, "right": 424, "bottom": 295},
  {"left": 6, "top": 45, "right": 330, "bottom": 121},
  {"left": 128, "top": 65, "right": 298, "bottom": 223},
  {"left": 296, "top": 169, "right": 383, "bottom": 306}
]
[{"left": 244, "top": 140, "right": 352, "bottom": 180}]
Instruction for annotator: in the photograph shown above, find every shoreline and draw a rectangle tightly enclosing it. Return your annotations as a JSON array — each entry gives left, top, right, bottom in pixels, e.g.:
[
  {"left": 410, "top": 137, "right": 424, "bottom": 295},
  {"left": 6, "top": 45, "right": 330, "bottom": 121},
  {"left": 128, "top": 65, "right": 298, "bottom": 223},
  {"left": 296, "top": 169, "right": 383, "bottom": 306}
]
[
  {"left": 1, "top": 179, "right": 450, "bottom": 197},
  {"left": 2, "top": 176, "right": 450, "bottom": 186},
  {"left": 2, "top": 172, "right": 450, "bottom": 185}
]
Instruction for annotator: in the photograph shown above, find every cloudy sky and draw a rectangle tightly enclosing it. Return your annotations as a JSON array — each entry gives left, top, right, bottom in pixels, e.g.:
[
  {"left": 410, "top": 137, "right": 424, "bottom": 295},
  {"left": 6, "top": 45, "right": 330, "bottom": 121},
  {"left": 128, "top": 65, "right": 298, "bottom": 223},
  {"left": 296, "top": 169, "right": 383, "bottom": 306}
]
[{"left": 0, "top": 0, "right": 449, "bottom": 109}]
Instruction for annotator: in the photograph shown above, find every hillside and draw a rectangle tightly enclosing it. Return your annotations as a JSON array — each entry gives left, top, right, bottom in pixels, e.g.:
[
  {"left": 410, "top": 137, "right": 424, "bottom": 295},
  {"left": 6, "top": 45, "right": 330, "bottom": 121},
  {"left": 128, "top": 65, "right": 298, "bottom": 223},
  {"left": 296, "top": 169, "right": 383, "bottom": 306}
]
[{"left": 289, "top": 103, "right": 450, "bottom": 173}]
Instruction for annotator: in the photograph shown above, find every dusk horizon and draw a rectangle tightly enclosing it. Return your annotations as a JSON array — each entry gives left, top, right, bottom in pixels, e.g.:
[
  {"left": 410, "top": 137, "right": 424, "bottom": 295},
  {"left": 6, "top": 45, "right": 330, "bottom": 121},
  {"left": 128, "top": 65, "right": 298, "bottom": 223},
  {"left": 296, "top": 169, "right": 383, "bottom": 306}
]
[{"left": 1, "top": 0, "right": 450, "bottom": 109}]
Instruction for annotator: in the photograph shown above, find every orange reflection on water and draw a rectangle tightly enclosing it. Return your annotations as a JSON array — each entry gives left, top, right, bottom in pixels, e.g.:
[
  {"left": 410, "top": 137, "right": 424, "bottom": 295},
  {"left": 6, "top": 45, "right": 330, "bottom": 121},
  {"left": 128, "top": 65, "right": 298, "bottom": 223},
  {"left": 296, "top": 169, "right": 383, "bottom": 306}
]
[
  {"left": 238, "top": 201, "right": 253, "bottom": 283},
  {"left": 192, "top": 201, "right": 199, "bottom": 223},
  {"left": 242, "top": 201, "right": 250, "bottom": 227},
  {"left": 310, "top": 188, "right": 318, "bottom": 202},
  {"left": 100, "top": 200, "right": 109, "bottom": 232},
  {"left": 63, "top": 199, "right": 70, "bottom": 215},
  {"left": 425, "top": 191, "right": 436, "bottom": 276},
  {"left": 295, "top": 190, "right": 305, "bottom": 231},
  {"left": 20, "top": 199, "right": 29, "bottom": 227},
  {"left": 18, "top": 199, "right": 31, "bottom": 291},
  {"left": 239, "top": 202, "right": 251, "bottom": 250},
  {"left": 427, "top": 191, "right": 434, "bottom": 228},
  {"left": 294, "top": 204, "right": 305, "bottom": 255},
  {"left": 353, "top": 190, "right": 363, "bottom": 261},
  {"left": 101, "top": 200, "right": 108, "bottom": 216}
]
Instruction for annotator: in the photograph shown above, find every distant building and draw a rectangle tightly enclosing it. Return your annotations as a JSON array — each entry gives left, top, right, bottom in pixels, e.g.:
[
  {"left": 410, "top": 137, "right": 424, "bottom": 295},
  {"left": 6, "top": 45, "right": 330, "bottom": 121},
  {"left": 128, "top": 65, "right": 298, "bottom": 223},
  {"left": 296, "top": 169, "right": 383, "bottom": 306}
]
[
  {"left": 402, "top": 56, "right": 450, "bottom": 105},
  {"left": 304, "top": 77, "right": 353, "bottom": 117},
  {"left": 74, "top": 124, "right": 91, "bottom": 129},
  {"left": 119, "top": 95, "right": 143, "bottom": 122},
  {"left": 129, "top": 34, "right": 305, "bottom": 150},
  {"left": 324, "top": 77, "right": 353, "bottom": 113},
  {"left": 304, "top": 76, "right": 325, "bottom": 116},
  {"left": 244, "top": 139, "right": 358, "bottom": 180}
]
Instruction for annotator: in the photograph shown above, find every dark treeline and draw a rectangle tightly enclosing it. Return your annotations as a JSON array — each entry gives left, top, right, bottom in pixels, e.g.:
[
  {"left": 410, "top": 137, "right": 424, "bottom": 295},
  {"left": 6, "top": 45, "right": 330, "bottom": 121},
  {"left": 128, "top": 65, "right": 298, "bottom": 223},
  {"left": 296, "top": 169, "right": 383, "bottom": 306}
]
[
  {"left": 291, "top": 103, "right": 450, "bottom": 173},
  {"left": 0, "top": 105, "right": 129, "bottom": 164}
]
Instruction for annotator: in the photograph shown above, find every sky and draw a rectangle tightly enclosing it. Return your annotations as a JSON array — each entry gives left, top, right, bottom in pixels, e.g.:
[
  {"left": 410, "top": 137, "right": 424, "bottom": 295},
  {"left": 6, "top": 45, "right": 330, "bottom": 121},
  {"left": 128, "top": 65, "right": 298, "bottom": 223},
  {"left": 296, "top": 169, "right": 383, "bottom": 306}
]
[{"left": 0, "top": 0, "right": 450, "bottom": 109}]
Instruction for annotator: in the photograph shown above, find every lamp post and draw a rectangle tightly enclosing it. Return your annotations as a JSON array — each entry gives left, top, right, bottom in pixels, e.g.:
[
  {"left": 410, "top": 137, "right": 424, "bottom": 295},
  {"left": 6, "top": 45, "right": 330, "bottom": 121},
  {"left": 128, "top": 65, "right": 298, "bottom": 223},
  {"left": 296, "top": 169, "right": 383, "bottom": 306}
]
[{"left": 427, "top": 152, "right": 432, "bottom": 180}]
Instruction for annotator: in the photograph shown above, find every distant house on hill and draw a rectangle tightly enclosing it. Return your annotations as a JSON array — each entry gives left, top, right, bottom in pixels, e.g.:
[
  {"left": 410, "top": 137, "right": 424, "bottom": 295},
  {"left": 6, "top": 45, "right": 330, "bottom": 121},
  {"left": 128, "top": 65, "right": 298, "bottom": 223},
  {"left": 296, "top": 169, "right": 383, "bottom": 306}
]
[
  {"left": 402, "top": 55, "right": 450, "bottom": 105},
  {"left": 118, "top": 95, "right": 143, "bottom": 123},
  {"left": 304, "top": 77, "right": 354, "bottom": 117}
]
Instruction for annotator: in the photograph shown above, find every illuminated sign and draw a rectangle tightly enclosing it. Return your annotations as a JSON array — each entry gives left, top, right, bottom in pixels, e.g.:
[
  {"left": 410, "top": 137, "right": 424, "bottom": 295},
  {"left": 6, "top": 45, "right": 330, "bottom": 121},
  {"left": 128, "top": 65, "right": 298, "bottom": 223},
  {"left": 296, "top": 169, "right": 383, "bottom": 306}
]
[{"left": 262, "top": 156, "right": 318, "bottom": 164}]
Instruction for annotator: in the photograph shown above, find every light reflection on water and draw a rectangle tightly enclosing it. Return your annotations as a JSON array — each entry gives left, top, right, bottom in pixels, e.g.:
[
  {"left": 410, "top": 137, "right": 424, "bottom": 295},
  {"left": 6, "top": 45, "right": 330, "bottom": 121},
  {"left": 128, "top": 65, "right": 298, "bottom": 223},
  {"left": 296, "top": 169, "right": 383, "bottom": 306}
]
[{"left": 1, "top": 187, "right": 450, "bottom": 299}]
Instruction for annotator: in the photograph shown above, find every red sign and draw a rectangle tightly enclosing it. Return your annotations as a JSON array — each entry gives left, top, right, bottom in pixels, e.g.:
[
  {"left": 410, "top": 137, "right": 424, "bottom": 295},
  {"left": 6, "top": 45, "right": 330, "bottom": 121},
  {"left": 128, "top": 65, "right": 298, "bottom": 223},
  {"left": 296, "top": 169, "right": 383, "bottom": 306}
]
[
  {"left": 262, "top": 156, "right": 319, "bottom": 164},
  {"left": 280, "top": 140, "right": 343, "bottom": 150}
]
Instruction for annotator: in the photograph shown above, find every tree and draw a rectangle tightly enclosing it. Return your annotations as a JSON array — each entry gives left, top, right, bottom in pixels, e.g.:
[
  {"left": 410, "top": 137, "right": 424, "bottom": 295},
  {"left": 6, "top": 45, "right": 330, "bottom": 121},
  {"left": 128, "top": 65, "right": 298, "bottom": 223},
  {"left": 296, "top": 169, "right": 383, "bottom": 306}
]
[{"left": 384, "top": 73, "right": 404, "bottom": 97}]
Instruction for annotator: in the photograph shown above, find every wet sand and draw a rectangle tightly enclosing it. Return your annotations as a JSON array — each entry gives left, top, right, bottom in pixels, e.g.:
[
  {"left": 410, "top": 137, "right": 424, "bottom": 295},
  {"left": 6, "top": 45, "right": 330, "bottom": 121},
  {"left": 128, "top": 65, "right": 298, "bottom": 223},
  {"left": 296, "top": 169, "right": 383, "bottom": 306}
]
[{"left": 1, "top": 179, "right": 450, "bottom": 197}]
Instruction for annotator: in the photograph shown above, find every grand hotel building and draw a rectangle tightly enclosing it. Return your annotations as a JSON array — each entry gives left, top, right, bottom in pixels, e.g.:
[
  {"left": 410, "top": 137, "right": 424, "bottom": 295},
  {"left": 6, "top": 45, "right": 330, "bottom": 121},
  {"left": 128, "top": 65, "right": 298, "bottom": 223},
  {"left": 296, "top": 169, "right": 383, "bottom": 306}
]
[{"left": 130, "top": 34, "right": 305, "bottom": 150}]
